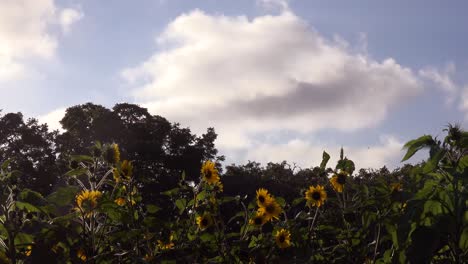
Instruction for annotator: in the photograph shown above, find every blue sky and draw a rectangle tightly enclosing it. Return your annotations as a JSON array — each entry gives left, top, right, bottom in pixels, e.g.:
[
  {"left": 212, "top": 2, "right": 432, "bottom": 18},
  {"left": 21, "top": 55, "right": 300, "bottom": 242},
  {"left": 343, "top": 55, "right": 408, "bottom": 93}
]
[{"left": 1, "top": 0, "right": 467, "bottom": 169}]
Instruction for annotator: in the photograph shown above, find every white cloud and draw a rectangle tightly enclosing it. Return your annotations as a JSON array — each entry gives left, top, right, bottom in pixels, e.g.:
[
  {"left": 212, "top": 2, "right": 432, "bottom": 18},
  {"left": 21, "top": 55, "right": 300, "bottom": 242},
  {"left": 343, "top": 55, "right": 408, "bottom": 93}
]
[
  {"left": 235, "top": 135, "right": 405, "bottom": 170},
  {"left": 38, "top": 107, "right": 66, "bottom": 132},
  {"left": 257, "top": 0, "right": 290, "bottom": 12},
  {"left": 419, "top": 63, "right": 458, "bottom": 104},
  {"left": 59, "top": 8, "right": 84, "bottom": 34},
  {"left": 121, "top": 9, "right": 426, "bottom": 167},
  {"left": 0, "top": 0, "right": 82, "bottom": 82}
]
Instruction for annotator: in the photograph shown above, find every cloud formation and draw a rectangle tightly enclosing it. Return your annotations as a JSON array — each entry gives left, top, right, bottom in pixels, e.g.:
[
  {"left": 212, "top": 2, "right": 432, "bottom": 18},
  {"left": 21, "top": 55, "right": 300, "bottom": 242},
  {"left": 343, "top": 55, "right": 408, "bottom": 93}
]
[
  {"left": 0, "top": 0, "right": 82, "bottom": 81},
  {"left": 122, "top": 9, "right": 424, "bottom": 167},
  {"left": 243, "top": 135, "right": 405, "bottom": 170}
]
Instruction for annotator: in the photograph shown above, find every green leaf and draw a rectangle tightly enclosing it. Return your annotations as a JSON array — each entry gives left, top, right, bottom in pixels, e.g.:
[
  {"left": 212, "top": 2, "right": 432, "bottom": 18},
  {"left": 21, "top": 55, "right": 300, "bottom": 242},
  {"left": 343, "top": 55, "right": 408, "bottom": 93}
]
[
  {"left": 14, "top": 233, "right": 33, "bottom": 246},
  {"left": 276, "top": 197, "right": 286, "bottom": 207},
  {"left": 161, "top": 188, "right": 180, "bottom": 197},
  {"left": 1, "top": 160, "right": 11, "bottom": 171},
  {"left": 146, "top": 204, "right": 160, "bottom": 214},
  {"left": 423, "top": 149, "right": 445, "bottom": 173},
  {"left": 457, "top": 155, "right": 468, "bottom": 173},
  {"left": 65, "top": 167, "right": 89, "bottom": 177},
  {"left": 175, "top": 199, "right": 187, "bottom": 214},
  {"left": 70, "top": 154, "right": 94, "bottom": 163},
  {"left": 46, "top": 186, "right": 80, "bottom": 207},
  {"left": 15, "top": 201, "right": 41, "bottom": 213},
  {"left": 320, "top": 151, "right": 330, "bottom": 170},
  {"left": 385, "top": 223, "right": 399, "bottom": 247},
  {"left": 220, "top": 196, "right": 236, "bottom": 204},
  {"left": 19, "top": 189, "right": 45, "bottom": 205},
  {"left": 459, "top": 227, "right": 468, "bottom": 251},
  {"left": 401, "top": 135, "right": 434, "bottom": 162}
]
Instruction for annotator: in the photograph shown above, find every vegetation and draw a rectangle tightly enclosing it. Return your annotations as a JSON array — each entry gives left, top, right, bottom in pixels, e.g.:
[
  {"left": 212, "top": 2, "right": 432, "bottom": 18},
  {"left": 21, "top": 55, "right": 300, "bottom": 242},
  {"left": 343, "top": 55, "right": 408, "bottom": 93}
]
[{"left": 0, "top": 103, "right": 467, "bottom": 263}]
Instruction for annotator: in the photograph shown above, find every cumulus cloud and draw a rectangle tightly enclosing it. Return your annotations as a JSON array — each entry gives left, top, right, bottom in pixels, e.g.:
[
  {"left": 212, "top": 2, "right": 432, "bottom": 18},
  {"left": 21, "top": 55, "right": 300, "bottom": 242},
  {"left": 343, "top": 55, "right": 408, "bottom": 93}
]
[
  {"left": 419, "top": 63, "right": 458, "bottom": 104},
  {"left": 38, "top": 107, "right": 66, "bottom": 132},
  {"left": 239, "top": 135, "right": 405, "bottom": 170},
  {"left": 0, "top": 0, "right": 82, "bottom": 82},
  {"left": 121, "top": 9, "right": 426, "bottom": 167},
  {"left": 59, "top": 8, "right": 84, "bottom": 34}
]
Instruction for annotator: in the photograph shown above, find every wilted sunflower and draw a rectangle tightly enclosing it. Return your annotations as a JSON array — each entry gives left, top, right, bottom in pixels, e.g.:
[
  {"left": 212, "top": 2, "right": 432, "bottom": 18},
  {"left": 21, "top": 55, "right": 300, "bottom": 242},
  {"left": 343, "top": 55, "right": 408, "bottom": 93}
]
[
  {"left": 305, "top": 185, "right": 327, "bottom": 207},
  {"left": 196, "top": 214, "right": 213, "bottom": 230},
  {"left": 330, "top": 171, "right": 348, "bottom": 193},
  {"left": 275, "top": 229, "right": 291, "bottom": 249},
  {"left": 256, "top": 188, "right": 272, "bottom": 207},
  {"left": 249, "top": 213, "right": 267, "bottom": 226},
  {"left": 201, "top": 161, "right": 220, "bottom": 184},
  {"left": 76, "top": 190, "right": 102, "bottom": 215},
  {"left": 257, "top": 198, "right": 282, "bottom": 222}
]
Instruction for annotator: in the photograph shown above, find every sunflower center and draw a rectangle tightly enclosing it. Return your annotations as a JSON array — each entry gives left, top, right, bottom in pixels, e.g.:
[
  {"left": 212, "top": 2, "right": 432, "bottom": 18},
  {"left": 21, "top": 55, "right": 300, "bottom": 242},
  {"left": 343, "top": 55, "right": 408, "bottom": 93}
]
[
  {"left": 337, "top": 174, "right": 347, "bottom": 184},
  {"left": 266, "top": 204, "right": 275, "bottom": 214},
  {"left": 201, "top": 218, "right": 208, "bottom": 226},
  {"left": 258, "top": 196, "right": 265, "bottom": 203},
  {"left": 312, "top": 191, "right": 321, "bottom": 200},
  {"left": 254, "top": 217, "right": 263, "bottom": 225},
  {"left": 279, "top": 235, "right": 285, "bottom": 243},
  {"left": 205, "top": 170, "right": 212, "bottom": 179}
]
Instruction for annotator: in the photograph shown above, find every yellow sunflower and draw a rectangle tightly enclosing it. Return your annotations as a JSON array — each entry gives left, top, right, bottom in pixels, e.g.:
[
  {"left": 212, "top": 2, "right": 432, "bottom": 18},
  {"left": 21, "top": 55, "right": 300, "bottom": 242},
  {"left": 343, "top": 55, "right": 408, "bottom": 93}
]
[
  {"left": 121, "top": 160, "right": 133, "bottom": 179},
  {"left": 330, "top": 171, "right": 348, "bottom": 193},
  {"left": 275, "top": 229, "right": 291, "bottom": 249},
  {"left": 157, "top": 234, "right": 175, "bottom": 250},
  {"left": 25, "top": 245, "right": 32, "bottom": 257},
  {"left": 201, "top": 161, "right": 220, "bottom": 184},
  {"left": 114, "top": 197, "right": 126, "bottom": 206},
  {"left": 249, "top": 213, "right": 267, "bottom": 226},
  {"left": 196, "top": 214, "right": 213, "bottom": 230},
  {"left": 77, "top": 248, "right": 87, "bottom": 261},
  {"left": 113, "top": 168, "right": 121, "bottom": 183},
  {"left": 113, "top": 143, "right": 120, "bottom": 164},
  {"left": 213, "top": 181, "right": 224, "bottom": 193},
  {"left": 257, "top": 198, "right": 282, "bottom": 222},
  {"left": 305, "top": 185, "right": 327, "bottom": 207},
  {"left": 256, "top": 188, "right": 272, "bottom": 207},
  {"left": 76, "top": 190, "right": 102, "bottom": 215}
]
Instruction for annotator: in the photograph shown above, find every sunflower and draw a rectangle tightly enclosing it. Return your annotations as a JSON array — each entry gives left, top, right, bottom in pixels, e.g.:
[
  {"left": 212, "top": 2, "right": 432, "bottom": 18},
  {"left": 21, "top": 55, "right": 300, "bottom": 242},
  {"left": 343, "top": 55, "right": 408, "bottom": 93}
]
[
  {"left": 257, "top": 198, "right": 282, "bottom": 222},
  {"left": 330, "top": 171, "right": 348, "bottom": 193},
  {"left": 113, "top": 143, "right": 120, "bottom": 163},
  {"left": 305, "top": 185, "right": 327, "bottom": 207},
  {"left": 25, "top": 245, "right": 32, "bottom": 257},
  {"left": 76, "top": 190, "right": 102, "bottom": 215},
  {"left": 213, "top": 181, "right": 224, "bottom": 193},
  {"left": 121, "top": 160, "right": 133, "bottom": 179},
  {"left": 275, "top": 229, "right": 291, "bottom": 249},
  {"left": 201, "top": 161, "right": 220, "bottom": 184},
  {"left": 77, "top": 248, "right": 87, "bottom": 261},
  {"left": 256, "top": 188, "right": 272, "bottom": 207},
  {"left": 157, "top": 240, "right": 174, "bottom": 250},
  {"left": 196, "top": 214, "right": 213, "bottom": 230},
  {"left": 113, "top": 168, "right": 121, "bottom": 183},
  {"left": 249, "top": 213, "right": 266, "bottom": 226},
  {"left": 114, "top": 197, "right": 126, "bottom": 206},
  {"left": 157, "top": 233, "right": 175, "bottom": 250}
]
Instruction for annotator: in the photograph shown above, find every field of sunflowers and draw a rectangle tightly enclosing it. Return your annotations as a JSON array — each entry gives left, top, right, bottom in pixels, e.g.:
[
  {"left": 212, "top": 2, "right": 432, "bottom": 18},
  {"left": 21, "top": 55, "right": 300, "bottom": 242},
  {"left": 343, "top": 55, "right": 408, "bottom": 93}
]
[{"left": 0, "top": 124, "right": 468, "bottom": 263}]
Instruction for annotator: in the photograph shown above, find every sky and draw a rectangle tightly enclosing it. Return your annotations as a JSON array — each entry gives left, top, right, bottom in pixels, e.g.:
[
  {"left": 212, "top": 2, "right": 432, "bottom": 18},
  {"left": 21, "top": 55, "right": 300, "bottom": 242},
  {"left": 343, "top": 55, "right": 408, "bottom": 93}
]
[{"left": 1, "top": 0, "right": 468, "bottom": 170}]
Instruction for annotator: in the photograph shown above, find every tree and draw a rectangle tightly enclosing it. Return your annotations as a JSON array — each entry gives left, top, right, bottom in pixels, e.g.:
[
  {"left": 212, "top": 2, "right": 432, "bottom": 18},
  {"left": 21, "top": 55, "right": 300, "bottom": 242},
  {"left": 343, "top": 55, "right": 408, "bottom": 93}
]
[{"left": 0, "top": 112, "right": 57, "bottom": 194}]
